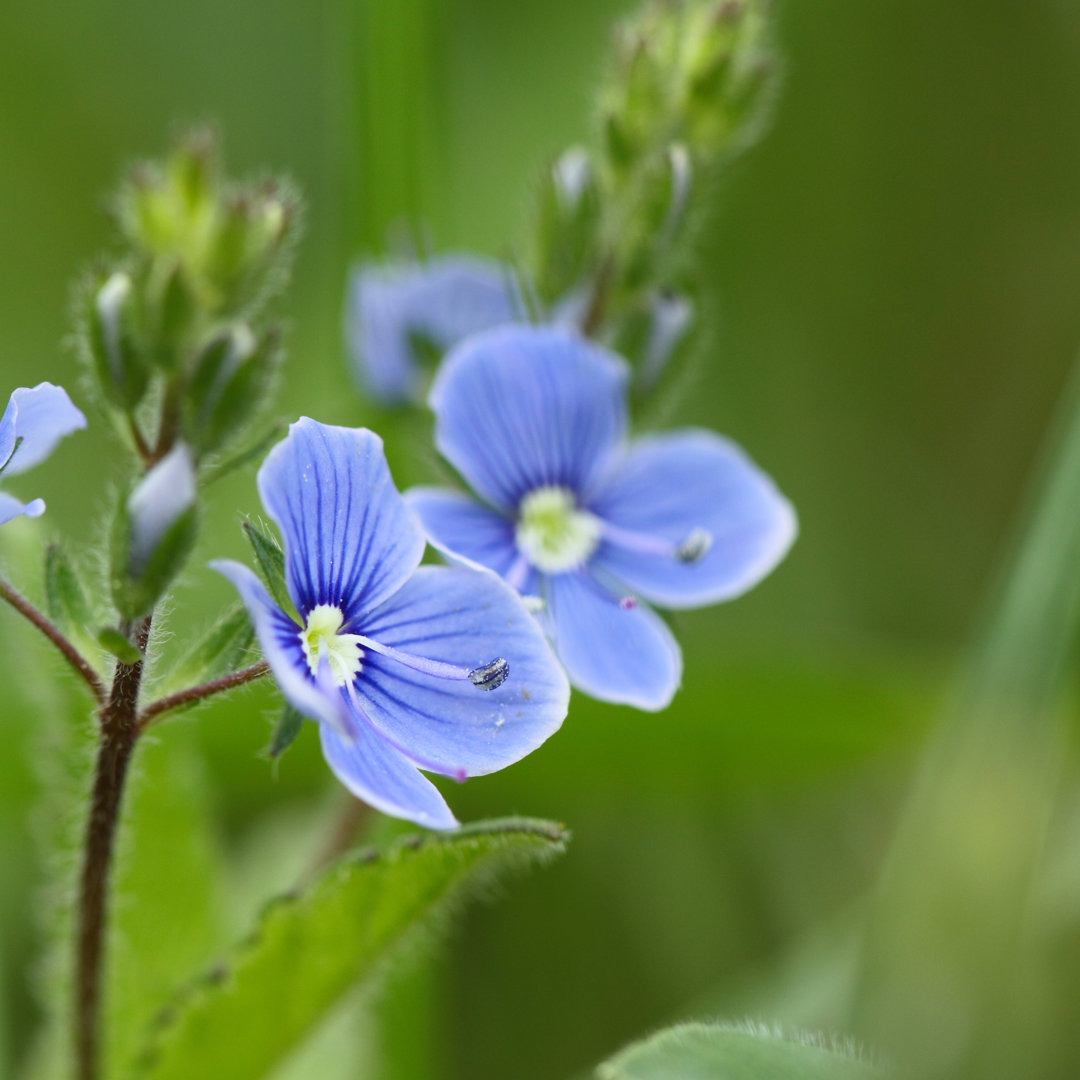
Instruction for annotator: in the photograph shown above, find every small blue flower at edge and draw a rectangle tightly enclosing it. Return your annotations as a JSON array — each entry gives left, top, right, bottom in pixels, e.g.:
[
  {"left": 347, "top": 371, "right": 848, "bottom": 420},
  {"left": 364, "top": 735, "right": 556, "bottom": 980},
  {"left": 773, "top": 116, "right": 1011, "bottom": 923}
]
[
  {"left": 0, "top": 383, "right": 87, "bottom": 526},
  {"left": 344, "top": 254, "right": 526, "bottom": 405},
  {"left": 406, "top": 325, "right": 798, "bottom": 712},
  {"left": 212, "top": 418, "right": 569, "bottom": 830}
]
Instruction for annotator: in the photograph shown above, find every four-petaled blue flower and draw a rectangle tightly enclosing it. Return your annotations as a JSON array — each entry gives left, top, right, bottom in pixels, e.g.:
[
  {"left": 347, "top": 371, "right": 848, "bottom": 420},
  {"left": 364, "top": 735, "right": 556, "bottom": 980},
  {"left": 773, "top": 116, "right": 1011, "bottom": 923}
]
[
  {"left": 0, "top": 383, "right": 87, "bottom": 526},
  {"left": 345, "top": 254, "right": 525, "bottom": 404},
  {"left": 213, "top": 417, "right": 569, "bottom": 830},
  {"left": 407, "top": 326, "right": 797, "bottom": 711}
]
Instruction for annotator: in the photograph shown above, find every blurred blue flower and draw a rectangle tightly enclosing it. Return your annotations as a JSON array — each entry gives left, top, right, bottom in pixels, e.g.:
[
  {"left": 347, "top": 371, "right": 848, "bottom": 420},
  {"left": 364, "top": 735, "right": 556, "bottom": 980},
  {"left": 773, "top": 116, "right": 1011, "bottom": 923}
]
[
  {"left": 213, "top": 417, "right": 569, "bottom": 830},
  {"left": 344, "top": 254, "right": 526, "bottom": 404},
  {"left": 407, "top": 326, "right": 797, "bottom": 711},
  {"left": 0, "top": 383, "right": 86, "bottom": 526}
]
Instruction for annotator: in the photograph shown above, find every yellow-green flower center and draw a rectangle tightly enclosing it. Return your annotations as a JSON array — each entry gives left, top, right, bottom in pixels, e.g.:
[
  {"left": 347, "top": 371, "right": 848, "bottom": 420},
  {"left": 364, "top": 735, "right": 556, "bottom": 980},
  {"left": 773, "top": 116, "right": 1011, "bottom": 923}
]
[
  {"left": 515, "top": 486, "right": 600, "bottom": 574},
  {"left": 300, "top": 604, "right": 364, "bottom": 686}
]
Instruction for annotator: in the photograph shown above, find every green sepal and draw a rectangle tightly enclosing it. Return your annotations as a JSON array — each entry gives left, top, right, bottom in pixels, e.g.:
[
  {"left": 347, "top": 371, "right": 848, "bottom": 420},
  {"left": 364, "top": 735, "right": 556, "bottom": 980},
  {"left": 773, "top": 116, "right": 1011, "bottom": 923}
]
[
  {"left": 202, "top": 420, "right": 287, "bottom": 487},
  {"left": 44, "top": 543, "right": 97, "bottom": 658},
  {"left": 97, "top": 627, "right": 143, "bottom": 666},
  {"left": 265, "top": 704, "right": 305, "bottom": 761},
  {"left": 146, "top": 257, "right": 198, "bottom": 372},
  {"left": 157, "top": 603, "right": 256, "bottom": 698},
  {"left": 85, "top": 270, "right": 150, "bottom": 410},
  {"left": 242, "top": 518, "right": 293, "bottom": 616},
  {"left": 186, "top": 326, "right": 279, "bottom": 455},
  {"left": 112, "top": 498, "right": 199, "bottom": 620}
]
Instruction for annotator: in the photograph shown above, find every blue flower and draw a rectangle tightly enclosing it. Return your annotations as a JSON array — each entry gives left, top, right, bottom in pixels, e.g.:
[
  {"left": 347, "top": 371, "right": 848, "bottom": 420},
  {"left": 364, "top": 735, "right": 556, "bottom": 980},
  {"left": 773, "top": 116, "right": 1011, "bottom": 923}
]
[
  {"left": 212, "top": 417, "right": 569, "bottom": 830},
  {"left": 0, "top": 383, "right": 87, "bottom": 526},
  {"left": 407, "top": 326, "right": 797, "bottom": 711},
  {"left": 344, "top": 254, "right": 526, "bottom": 404}
]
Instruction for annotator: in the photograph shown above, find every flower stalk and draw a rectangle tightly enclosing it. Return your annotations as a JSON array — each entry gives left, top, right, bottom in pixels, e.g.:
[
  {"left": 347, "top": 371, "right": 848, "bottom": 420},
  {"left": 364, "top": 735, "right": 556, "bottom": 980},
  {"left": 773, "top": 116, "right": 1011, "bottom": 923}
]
[{"left": 75, "top": 616, "right": 150, "bottom": 1080}]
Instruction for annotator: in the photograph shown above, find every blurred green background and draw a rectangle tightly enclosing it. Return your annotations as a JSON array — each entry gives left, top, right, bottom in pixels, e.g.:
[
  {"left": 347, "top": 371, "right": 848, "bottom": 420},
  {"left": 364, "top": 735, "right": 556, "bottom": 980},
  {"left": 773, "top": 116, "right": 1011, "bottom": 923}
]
[{"left": 2, "top": 1, "right": 1080, "bottom": 1078}]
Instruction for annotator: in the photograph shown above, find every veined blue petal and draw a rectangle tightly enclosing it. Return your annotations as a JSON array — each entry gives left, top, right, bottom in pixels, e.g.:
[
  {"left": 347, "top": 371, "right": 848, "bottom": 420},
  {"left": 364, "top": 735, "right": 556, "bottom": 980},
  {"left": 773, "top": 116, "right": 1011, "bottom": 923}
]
[
  {"left": 545, "top": 571, "right": 682, "bottom": 711},
  {"left": 355, "top": 566, "right": 568, "bottom": 778},
  {"left": 405, "top": 486, "right": 535, "bottom": 591},
  {"left": 0, "top": 383, "right": 87, "bottom": 477},
  {"left": 429, "top": 325, "right": 629, "bottom": 512},
  {"left": 0, "top": 491, "right": 46, "bottom": 527},
  {"left": 257, "top": 418, "right": 424, "bottom": 618},
  {"left": 590, "top": 430, "right": 797, "bottom": 609},
  {"left": 345, "top": 255, "right": 524, "bottom": 404},
  {"left": 319, "top": 724, "right": 458, "bottom": 831},
  {"left": 210, "top": 559, "right": 353, "bottom": 736}
]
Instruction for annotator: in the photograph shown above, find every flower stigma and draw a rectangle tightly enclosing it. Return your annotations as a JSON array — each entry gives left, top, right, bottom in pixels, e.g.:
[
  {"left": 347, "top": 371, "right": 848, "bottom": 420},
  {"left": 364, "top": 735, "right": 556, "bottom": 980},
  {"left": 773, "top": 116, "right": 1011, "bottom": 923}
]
[
  {"left": 300, "top": 604, "right": 364, "bottom": 687},
  {"left": 516, "top": 486, "right": 601, "bottom": 574}
]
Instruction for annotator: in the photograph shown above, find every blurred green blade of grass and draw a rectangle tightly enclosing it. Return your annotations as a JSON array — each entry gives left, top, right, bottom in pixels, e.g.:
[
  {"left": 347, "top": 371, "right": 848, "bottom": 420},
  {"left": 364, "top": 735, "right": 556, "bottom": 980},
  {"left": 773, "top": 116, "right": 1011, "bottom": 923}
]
[{"left": 852, "top": 358, "right": 1080, "bottom": 1077}]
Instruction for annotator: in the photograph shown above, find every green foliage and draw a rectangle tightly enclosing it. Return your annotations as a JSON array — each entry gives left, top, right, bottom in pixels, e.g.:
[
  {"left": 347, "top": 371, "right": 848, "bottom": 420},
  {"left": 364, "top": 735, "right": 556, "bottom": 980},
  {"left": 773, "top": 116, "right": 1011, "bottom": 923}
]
[
  {"left": 132, "top": 819, "right": 568, "bottom": 1080},
  {"left": 596, "top": 1023, "right": 883, "bottom": 1080},
  {"left": 43, "top": 543, "right": 100, "bottom": 662},
  {"left": 96, "top": 627, "right": 142, "bottom": 665},
  {"left": 242, "top": 517, "right": 294, "bottom": 616},
  {"left": 105, "top": 734, "right": 232, "bottom": 1078},
  {"left": 266, "top": 705, "right": 305, "bottom": 762},
  {"left": 156, "top": 604, "right": 255, "bottom": 698},
  {"left": 852, "top": 358, "right": 1080, "bottom": 1078}
]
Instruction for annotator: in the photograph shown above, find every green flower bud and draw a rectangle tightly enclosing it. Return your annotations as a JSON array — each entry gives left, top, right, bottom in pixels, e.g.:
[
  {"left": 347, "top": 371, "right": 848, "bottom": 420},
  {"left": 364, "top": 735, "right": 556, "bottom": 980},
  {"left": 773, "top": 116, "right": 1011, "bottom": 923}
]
[
  {"left": 145, "top": 258, "right": 198, "bottom": 372},
  {"left": 185, "top": 324, "right": 278, "bottom": 454},
  {"left": 87, "top": 271, "right": 149, "bottom": 409}
]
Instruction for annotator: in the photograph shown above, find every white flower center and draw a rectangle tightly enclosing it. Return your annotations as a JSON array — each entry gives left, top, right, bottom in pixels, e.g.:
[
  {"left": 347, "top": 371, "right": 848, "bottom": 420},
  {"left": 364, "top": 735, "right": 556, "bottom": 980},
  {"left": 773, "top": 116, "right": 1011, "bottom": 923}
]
[
  {"left": 300, "top": 604, "right": 364, "bottom": 687},
  {"left": 515, "top": 486, "right": 600, "bottom": 574}
]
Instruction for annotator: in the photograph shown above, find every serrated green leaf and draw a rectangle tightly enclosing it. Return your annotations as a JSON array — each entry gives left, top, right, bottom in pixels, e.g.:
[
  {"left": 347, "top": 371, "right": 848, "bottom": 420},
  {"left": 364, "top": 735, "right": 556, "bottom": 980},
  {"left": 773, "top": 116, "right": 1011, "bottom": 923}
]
[
  {"left": 97, "top": 627, "right": 142, "bottom": 665},
  {"left": 157, "top": 604, "right": 255, "bottom": 697},
  {"left": 132, "top": 818, "right": 568, "bottom": 1080},
  {"left": 241, "top": 518, "right": 293, "bottom": 615},
  {"left": 265, "top": 704, "right": 305, "bottom": 761},
  {"left": 596, "top": 1023, "right": 884, "bottom": 1080}
]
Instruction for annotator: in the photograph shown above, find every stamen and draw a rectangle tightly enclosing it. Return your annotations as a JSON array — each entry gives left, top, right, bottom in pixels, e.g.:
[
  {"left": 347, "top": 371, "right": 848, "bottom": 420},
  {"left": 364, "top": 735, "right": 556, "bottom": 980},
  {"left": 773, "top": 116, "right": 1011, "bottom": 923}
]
[
  {"left": 355, "top": 633, "right": 508, "bottom": 692},
  {"left": 468, "top": 656, "right": 509, "bottom": 691},
  {"left": 675, "top": 527, "right": 712, "bottom": 564},
  {"left": 598, "top": 519, "right": 713, "bottom": 564}
]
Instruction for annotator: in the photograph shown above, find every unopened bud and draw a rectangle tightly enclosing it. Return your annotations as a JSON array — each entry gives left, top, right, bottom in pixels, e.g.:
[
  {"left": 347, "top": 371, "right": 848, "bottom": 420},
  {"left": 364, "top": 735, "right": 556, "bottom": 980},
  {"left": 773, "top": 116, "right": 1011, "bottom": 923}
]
[
  {"left": 127, "top": 442, "right": 197, "bottom": 577},
  {"left": 88, "top": 271, "right": 148, "bottom": 409}
]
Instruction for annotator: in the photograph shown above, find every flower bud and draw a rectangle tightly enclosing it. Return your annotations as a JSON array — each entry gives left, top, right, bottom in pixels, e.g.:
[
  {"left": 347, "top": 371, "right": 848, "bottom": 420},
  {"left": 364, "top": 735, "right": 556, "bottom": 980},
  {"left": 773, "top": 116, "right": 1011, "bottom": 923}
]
[
  {"left": 127, "top": 443, "right": 196, "bottom": 577},
  {"left": 186, "top": 324, "right": 277, "bottom": 453},
  {"left": 146, "top": 258, "right": 198, "bottom": 372},
  {"left": 113, "top": 442, "right": 198, "bottom": 617},
  {"left": 87, "top": 271, "right": 148, "bottom": 409},
  {"left": 203, "top": 185, "right": 294, "bottom": 309}
]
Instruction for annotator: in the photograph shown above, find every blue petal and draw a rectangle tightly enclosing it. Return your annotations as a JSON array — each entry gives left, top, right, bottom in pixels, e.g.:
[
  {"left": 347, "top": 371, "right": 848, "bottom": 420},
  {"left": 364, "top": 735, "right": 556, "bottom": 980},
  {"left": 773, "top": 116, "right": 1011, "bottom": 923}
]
[
  {"left": 0, "top": 491, "right": 45, "bottom": 527},
  {"left": 345, "top": 255, "right": 524, "bottom": 404},
  {"left": 545, "top": 571, "right": 682, "bottom": 711},
  {"left": 590, "top": 430, "right": 797, "bottom": 609},
  {"left": 353, "top": 565, "right": 568, "bottom": 778},
  {"left": 405, "top": 486, "right": 536, "bottom": 591},
  {"left": 257, "top": 418, "right": 424, "bottom": 618},
  {"left": 429, "top": 325, "right": 629, "bottom": 512},
  {"left": 319, "top": 724, "right": 458, "bottom": 831},
  {"left": 210, "top": 559, "right": 353, "bottom": 736},
  {"left": 0, "top": 383, "right": 86, "bottom": 476}
]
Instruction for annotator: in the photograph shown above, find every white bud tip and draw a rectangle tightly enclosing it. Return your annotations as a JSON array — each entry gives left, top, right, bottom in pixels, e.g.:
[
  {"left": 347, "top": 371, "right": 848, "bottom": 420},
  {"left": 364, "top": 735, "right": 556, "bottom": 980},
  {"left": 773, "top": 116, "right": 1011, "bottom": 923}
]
[
  {"left": 675, "top": 527, "right": 712, "bottom": 563},
  {"left": 469, "top": 656, "right": 509, "bottom": 691}
]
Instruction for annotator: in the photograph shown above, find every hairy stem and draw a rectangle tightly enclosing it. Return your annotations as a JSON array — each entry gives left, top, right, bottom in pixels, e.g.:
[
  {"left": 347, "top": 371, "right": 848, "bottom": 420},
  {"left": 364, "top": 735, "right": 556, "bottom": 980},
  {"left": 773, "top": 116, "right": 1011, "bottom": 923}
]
[
  {"left": 0, "top": 580, "right": 105, "bottom": 703},
  {"left": 137, "top": 661, "right": 269, "bottom": 731},
  {"left": 75, "top": 616, "right": 151, "bottom": 1080}
]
